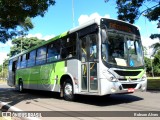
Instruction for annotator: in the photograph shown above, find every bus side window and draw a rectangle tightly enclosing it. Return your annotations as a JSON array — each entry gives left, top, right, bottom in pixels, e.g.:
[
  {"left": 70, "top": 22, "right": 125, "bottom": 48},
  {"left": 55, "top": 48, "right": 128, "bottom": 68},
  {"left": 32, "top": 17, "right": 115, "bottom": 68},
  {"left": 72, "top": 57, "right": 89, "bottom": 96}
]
[
  {"left": 9, "top": 60, "right": 13, "bottom": 71},
  {"left": 61, "top": 34, "right": 76, "bottom": 59},
  {"left": 27, "top": 50, "right": 36, "bottom": 67},
  {"left": 36, "top": 46, "right": 47, "bottom": 65},
  {"left": 21, "top": 54, "right": 27, "bottom": 68},
  {"left": 17, "top": 57, "right": 21, "bottom": 69},
  {"left": 47, "top": 40, "right": 61, "bottom": 62}
]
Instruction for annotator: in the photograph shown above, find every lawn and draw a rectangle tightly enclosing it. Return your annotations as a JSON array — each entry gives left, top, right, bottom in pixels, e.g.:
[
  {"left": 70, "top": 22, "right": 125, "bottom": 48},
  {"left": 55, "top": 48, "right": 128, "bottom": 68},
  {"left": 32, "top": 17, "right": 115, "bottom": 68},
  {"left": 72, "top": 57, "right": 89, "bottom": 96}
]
[{"left": 147, "top": 77, "right": 160, "bottom": 90}]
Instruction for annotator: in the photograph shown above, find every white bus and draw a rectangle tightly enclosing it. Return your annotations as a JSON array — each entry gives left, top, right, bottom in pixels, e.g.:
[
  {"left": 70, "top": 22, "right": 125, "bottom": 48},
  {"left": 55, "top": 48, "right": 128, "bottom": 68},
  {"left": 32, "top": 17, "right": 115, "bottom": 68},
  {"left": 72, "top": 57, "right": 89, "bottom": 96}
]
[{"left": 8, "top": 17, "right": 147, "bottom": 101}]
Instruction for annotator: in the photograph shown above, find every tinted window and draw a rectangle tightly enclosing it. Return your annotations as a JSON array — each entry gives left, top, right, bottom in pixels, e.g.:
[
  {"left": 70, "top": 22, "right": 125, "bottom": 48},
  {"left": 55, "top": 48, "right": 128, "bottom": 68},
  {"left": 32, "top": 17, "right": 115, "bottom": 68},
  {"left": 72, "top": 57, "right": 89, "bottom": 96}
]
[
  {"left": 61, "top": 34, "right": 76, "bottom": 59},
  {"left": 36, "top": 46, "right": 47, "bottom": 65},
  {"left": 17, "top": 57, "right": 21, "bottom": 69},
  {"left": 89, "top": 34, "right": 98, "bottom": 62},
  {"left": 27, "top": 50, "right": 36, "bottom": 67},
  {"left": 21, "top": 54, "right": 27, "bottom": 68},
  {"left": 47, "top": 40, "right": 61, "bottom": 62},
  {"left": 9, "top": 60, "right": 12, "bottom": 71}
]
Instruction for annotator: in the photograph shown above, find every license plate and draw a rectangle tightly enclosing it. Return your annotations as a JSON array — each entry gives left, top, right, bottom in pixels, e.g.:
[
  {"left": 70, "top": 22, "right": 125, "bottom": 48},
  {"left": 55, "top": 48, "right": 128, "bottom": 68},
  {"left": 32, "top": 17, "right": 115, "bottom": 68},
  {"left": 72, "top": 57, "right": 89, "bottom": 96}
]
[{"left": 128, "top": 88, "right": 135, "bottom": 92}]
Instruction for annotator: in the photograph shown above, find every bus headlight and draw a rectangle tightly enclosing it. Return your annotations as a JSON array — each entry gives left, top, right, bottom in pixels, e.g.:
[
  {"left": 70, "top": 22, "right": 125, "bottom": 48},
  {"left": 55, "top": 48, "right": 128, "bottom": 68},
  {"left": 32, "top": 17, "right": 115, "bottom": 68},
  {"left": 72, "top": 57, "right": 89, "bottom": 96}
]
[
  {"left": 102, "top": 70, "right": 118, "bottom": 82},
  {"left": 110, "top": 76, "right": 118, "bottom": 82}
]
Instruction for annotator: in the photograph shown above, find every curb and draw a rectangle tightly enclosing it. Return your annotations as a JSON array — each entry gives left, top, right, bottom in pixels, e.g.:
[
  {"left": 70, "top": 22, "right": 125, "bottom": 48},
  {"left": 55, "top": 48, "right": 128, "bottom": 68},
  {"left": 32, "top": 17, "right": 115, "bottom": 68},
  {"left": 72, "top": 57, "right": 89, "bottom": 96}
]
[{"left": 0, "top": 101, "right": 40, "bottom": 120}]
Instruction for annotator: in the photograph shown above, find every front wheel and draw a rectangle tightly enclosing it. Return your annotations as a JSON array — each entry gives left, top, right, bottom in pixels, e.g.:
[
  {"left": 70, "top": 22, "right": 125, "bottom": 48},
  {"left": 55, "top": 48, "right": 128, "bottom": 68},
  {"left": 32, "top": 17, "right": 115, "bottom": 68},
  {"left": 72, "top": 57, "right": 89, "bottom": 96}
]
[{"left": 63, "top": 79, "right": 75, "bottom": 101}]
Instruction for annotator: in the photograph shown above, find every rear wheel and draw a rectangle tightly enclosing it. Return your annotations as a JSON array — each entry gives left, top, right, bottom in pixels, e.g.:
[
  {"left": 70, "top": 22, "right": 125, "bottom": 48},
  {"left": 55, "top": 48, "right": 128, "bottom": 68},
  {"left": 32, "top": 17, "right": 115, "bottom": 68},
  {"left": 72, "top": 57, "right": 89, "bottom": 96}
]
[
  {"left": 63, "top": 79, "right": 74, "bottom": 101},
  {"left": 19, "top": 81, "right": 24, "bottom": 92}
]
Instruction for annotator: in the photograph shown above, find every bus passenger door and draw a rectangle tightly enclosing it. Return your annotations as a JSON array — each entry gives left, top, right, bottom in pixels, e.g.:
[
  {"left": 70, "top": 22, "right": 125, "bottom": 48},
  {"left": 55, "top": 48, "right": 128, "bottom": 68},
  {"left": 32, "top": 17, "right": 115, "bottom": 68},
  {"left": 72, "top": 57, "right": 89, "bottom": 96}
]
[
  {"left": 8, "top": 60, "right": 17, "bottom": 86},
  {"left": 80, "top": 34, "right": 98, "bottom": 92}
]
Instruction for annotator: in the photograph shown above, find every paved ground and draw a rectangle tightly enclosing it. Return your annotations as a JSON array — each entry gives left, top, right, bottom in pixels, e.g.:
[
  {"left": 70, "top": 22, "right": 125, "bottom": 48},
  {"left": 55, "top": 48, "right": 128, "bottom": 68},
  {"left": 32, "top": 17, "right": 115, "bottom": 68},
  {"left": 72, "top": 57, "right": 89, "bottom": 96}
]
[{"left": 0, "top": 83, "right": 160, "bottom": 120}]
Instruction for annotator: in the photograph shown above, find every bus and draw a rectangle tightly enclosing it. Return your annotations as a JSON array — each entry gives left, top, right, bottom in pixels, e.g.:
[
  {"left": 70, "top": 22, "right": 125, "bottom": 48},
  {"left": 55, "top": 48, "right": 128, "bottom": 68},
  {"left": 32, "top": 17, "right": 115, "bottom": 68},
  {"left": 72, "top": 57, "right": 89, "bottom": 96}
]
[{"left": 8, "top": 18, "right": 147, "bottom": 101}]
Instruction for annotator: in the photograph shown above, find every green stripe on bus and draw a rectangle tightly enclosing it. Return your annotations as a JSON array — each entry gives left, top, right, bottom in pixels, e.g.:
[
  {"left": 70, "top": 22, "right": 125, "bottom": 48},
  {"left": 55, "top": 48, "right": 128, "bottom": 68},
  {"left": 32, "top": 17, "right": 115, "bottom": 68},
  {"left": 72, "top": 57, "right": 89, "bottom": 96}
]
[
  {"left": 125, "top": 69, "right": 145, "bottom": 79},
  {"left": 16, "top": 61, "right": 65, "bottom": 85}
]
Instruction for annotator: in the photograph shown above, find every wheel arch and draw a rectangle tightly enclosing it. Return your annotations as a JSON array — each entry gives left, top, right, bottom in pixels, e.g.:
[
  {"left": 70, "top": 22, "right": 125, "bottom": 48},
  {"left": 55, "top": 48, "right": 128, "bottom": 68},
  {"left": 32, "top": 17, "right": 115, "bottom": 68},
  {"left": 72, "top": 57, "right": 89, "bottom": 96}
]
[
  {"left": 18, "top": 78, "right": 23, "bottom": 84},
  {"left": 60, "top": 73, "right": 75, "bottom": 93}
]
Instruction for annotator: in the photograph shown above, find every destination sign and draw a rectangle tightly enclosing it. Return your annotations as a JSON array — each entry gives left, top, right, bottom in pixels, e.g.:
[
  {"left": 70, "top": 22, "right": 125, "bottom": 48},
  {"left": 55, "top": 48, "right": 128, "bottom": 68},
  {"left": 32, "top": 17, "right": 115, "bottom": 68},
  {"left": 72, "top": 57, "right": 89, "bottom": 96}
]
[
  {"left": 109, "top": 22, "right": 132, "bottom": 33},
  {"left": 101, "top": 18, "right": 140, "bottom": 36}
]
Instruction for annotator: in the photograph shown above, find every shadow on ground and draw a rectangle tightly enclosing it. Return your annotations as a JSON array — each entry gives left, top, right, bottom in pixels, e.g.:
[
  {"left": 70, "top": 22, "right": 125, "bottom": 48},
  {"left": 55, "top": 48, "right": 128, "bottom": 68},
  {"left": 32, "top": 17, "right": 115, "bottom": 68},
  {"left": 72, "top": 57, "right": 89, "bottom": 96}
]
[
  {"left": 0, "top": 87, "right": 60, "bottom": 111},
  {"left": 74, "top": 93, "right": 143, "bottom": 106},
  {"left": 0, "top": 86, "right": 143, "bottom": 111}
]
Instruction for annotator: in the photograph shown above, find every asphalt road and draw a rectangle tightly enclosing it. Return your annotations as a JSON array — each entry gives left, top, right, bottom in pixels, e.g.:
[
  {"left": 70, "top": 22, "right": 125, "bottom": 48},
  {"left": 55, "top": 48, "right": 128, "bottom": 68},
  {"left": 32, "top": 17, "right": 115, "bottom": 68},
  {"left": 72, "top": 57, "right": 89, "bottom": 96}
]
[{"left": 0, "top": 83, "right": 160, "bottom": 120}]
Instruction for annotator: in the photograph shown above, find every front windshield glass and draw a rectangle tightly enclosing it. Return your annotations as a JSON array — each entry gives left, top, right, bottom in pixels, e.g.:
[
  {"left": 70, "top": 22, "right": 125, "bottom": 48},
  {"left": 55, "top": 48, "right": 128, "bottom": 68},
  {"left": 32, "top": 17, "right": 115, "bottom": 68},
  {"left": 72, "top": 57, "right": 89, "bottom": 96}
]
[{"left": 102, "top": 31, "right": 144, "bottom": 67}]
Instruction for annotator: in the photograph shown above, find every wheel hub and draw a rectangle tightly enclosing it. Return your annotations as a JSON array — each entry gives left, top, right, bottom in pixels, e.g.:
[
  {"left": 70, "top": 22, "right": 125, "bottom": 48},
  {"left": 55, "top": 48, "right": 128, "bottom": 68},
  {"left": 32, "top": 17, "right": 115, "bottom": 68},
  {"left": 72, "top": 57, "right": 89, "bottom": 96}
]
[{"left": 64, "top": 83, "right": 72, "bottom": 95}]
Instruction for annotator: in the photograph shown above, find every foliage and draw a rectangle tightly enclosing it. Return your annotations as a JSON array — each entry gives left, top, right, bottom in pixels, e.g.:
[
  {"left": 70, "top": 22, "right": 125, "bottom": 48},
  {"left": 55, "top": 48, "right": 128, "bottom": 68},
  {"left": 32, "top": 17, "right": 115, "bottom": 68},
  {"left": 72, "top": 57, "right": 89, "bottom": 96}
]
[
  {"left": 0, "top": 59, "right": 9, "bottom": 78},
  {"left": 150, "top": 34, "right": 160, "bottom": 39},
  {"left": 0, "top": 0, "right": 55, "bottom": 43},
  {"left": 144, "top": 50, "right": 160, "bottom": 76},
  {"left": 150, "top": 34, "right": 160, "bottom": 55},
  {"left": 9, "top": 37, "right": 45, "bottom": 57},
  {"left": 150, "top": 42, "right": 160, "bottom": 55},
  {"left": 153, "top": 50, "right": 160, "bottom": 76},
  {"left": 144, "top": 57, "right": 152, "bottom": 75},
  {"left": 113, "top": 0, "right": 160, "bottom": 24},
  {"left": 116, "top": 0, "right": 144, "bottom": 24}
]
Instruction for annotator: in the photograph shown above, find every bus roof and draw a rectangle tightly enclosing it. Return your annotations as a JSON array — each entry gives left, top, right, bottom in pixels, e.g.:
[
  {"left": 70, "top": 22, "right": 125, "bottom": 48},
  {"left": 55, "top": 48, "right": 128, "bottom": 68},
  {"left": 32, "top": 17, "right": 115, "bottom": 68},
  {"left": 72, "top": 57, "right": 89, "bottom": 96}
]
[{"left": 9, "top": 17, "right": 139, "bottom": 60}]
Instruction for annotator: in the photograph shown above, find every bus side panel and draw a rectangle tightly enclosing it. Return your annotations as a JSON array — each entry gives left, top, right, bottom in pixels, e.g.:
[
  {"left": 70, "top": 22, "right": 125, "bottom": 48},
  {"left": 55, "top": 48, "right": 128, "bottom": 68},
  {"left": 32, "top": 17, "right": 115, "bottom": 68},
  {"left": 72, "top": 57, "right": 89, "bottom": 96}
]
[
  {"left": 66, "top": 59, "right": 81, "bottom": 94},
  {"left": 21, "top": 68, "right": 30, "bottom": 89},
  {"left": 37, "top": 61, "right": 65, "bottom": 91},
  {"left": 16, "top": 66, "right": 40, "bottom": 90},
  {"left": 37, "top": 64, "right": 53, "bottom": 91},
  {"left": 27, "top": 66, "right": 40, "bottom": 89}
]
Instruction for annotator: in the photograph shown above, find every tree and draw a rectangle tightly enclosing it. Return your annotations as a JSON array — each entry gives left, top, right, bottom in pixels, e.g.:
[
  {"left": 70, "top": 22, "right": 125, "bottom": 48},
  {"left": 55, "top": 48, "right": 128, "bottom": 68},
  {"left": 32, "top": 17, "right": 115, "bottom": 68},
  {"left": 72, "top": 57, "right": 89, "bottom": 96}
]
[
  {"left": 9, "top": 37, "right": 45, "bottom": 57},
  {"left": 0, "top": 0, "right": 55, "bottom": 43},
  {"left": 153, "top": 50, "right": 160, "bottom": 76},
  {"left": 144, "top": 57, "right": 152, "bottom": 76},
  {"left": 150, "top": 33, "right": 160, "bottom": 55},
  {"left": 0, "top": 59, "right": 8, "bottom": 79},
  {"left": 113, "top": 0, "right": 160, "bottom": 24}
]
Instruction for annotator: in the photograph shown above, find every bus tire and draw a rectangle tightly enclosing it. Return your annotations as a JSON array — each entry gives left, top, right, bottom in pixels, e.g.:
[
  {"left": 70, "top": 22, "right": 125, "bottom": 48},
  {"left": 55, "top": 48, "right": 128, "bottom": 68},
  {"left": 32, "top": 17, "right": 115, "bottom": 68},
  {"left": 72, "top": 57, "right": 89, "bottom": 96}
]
[
  {"left": 19, "top": 81, "right": 24, "bottom": 92},
  {"left": 63, "top": 79, "right": 74, "bottom": 101}
]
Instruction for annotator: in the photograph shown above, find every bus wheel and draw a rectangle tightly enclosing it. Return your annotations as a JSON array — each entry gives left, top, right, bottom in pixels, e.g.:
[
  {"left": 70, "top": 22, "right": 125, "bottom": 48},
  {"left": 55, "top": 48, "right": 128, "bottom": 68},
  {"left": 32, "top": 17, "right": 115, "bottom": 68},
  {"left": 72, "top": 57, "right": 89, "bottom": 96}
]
[
  {"left": 63, "top": 79, "right": 74, "bottom": 101},
  {"left": 19, "top": 81, "right": 23, "bottom": 92}
]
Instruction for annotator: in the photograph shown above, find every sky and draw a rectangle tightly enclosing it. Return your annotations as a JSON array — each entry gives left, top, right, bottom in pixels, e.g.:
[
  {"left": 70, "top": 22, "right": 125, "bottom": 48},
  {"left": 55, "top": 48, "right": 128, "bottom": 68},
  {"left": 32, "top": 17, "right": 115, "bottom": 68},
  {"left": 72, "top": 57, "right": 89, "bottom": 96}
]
[{"left": 0, "top": 0, "right": 159, "bottom": 65}]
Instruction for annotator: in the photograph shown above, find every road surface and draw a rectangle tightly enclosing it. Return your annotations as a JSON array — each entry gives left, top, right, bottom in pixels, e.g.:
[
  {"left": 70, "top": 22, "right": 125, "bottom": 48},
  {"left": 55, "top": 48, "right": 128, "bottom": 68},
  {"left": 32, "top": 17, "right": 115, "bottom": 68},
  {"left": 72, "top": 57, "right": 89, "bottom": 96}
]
[{"left": 0, "top": 83, "right": 160, "bottom": 120}]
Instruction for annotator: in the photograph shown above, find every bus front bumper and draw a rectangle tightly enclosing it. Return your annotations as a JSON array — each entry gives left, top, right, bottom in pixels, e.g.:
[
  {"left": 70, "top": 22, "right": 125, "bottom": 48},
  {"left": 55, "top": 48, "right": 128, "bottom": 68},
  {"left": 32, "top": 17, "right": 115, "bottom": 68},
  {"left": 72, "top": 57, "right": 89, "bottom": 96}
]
[{"left": 100, "top": 78, "right": 147, "bottom": 95}]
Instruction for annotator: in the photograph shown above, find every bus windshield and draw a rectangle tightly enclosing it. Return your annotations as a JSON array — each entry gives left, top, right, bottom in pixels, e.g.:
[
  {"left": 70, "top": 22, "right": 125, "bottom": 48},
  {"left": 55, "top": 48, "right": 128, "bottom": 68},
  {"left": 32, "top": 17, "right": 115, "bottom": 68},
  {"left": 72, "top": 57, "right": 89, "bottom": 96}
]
[{"left": 102, "top": 30, "right": 144, "bottom": 67}]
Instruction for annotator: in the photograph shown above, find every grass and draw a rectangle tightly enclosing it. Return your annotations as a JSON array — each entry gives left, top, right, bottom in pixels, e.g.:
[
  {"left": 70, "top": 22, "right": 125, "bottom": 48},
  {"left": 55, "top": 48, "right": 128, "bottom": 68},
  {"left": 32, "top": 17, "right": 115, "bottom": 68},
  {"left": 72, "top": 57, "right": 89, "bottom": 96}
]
[
  {"left": 147, "top": 77, "right": 160, "bottom": 90},
  {"left": 147, "top": 77, "right": 160, "bottom": 80}
]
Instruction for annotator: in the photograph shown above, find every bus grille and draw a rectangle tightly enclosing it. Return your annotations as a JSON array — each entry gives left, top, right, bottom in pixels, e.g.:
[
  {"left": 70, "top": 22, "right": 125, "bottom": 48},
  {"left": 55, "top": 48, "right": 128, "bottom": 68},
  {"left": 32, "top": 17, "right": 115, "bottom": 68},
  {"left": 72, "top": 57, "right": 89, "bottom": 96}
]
[
  {"left": 119, "top": 79, "right": 137, "bottom": 81},
  {"left": 114, "top": 70, "right": 141, "bottom": 76},
  {"left": 122, "top": 84, "right": 137, "bottom": 89}
]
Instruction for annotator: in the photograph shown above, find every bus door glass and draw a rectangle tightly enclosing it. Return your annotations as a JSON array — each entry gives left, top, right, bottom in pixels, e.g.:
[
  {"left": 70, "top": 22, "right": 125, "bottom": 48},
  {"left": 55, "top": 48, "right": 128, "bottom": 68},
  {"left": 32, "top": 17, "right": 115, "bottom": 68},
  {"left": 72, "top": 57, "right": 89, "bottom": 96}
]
[
  {"left": 80, "top": 34, "right": 98, "bottom": 92},
  {"left": 8, "top": 59, "right": 17, "bottom": 86}
]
